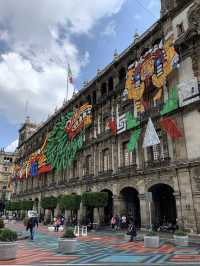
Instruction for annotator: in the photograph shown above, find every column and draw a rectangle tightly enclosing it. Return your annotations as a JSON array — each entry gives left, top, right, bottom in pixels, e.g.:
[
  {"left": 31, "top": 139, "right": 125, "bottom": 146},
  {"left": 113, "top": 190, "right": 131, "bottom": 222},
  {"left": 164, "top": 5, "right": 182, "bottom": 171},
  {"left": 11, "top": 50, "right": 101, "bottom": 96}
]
[{"left": 139, "top": 194, "right": 149, "bottom": 229}]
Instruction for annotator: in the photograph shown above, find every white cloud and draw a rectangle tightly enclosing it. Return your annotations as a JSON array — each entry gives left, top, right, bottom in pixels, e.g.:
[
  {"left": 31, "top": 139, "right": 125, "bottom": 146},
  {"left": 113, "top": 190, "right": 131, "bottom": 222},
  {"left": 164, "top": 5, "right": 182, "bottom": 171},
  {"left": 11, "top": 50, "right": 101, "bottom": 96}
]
[
  {"left": 5, "top": 139, "right": 18, "bottom": 152},
  {"left": 134, "top": 14, "right": 142, "bottom": 20},
  {"left": 102, "top": 20, "right": 117, "bottom": 37},
  {"left": 0, "top": 0, "right": 125, "bottom": 125}
]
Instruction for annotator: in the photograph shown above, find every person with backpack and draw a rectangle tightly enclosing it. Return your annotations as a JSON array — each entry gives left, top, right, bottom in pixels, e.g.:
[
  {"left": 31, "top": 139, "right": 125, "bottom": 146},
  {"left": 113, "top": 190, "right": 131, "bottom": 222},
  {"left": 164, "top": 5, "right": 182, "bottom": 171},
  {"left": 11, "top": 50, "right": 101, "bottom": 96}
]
[
  {"left": 127, "top": 219, "right": 137, "bottom": 242},
  {"left": 26, "top": 217, "right": 38, "bottom": 240}
]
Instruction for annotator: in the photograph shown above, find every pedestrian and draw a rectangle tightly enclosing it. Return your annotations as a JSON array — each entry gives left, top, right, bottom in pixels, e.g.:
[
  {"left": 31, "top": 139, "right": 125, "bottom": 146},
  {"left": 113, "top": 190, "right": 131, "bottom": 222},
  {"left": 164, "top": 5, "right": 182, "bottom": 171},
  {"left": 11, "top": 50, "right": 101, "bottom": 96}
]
[
  {"left": 111, "top": 215, "right": 116, "bottom": 230},
  {"left": 26, "top": 217, "right": 38, "bottom": 240},
  {"left": 54, "top": 217, "right": 61, "bottom": 232},
  {"left": 121, "top": 214, "right": 127, "bottom": 229},
  {"left": 127, "top": 219, "right": 137, "bottom": 242}
]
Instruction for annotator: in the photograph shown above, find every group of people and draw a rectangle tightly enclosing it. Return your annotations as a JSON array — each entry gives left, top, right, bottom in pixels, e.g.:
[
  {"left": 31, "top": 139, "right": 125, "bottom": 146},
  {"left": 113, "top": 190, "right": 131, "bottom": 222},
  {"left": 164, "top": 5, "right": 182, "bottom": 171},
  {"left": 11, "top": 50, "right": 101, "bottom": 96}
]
[
  {"left": 53, "top": 216, "right": 65, "bottom": 231},
  {"left": 111, "top": 214, "right": 137, "bottom": 242}
]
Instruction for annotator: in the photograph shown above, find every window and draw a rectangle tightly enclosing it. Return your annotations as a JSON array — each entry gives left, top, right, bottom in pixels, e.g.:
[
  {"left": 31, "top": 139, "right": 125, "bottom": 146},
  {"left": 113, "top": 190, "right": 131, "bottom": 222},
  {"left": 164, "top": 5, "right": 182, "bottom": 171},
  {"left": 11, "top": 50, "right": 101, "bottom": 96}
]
[
  {"left": 148, "top": 130, "right": 169, "bottom": 161},
  {"left": 73, "top": 161, "right": 78, "bottom": 177},
  {"left": 85, "top": 155, "right": 93, "bottom": 175},
  {"left": 103, "top": 149, "right": 110, "bottom": 172},
  {"left": 4, "top": 167, "right": 8, "bottom": 172},
  {"left": 177, "top": 22, "right": 184, "bottom": 36},
  {"left": 122, "top": 142, "right": 136, "bottom": 167}
]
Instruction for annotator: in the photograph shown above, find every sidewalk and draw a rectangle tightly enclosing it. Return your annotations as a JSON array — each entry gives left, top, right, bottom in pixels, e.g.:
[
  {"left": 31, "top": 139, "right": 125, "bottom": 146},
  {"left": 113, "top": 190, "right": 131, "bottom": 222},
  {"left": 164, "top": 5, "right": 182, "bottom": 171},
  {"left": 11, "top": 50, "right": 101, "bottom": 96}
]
[{"left": 1, "top": 221, "right": 200, "bottom": 265}]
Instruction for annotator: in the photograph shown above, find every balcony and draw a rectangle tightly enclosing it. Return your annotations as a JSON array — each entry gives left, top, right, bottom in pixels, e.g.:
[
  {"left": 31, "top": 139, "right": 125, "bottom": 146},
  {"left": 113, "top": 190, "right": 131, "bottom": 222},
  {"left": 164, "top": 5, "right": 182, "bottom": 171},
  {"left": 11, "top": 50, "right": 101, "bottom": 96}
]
[
  {"left": 98, "top": 170, "right": 113, "bottom": 178},
  {"left": 117, "top": 164, "right": 137, "bottom": 176},
  {"left": 139, "top": 103, "right": 164, "bottom": 122},
  {"left": 144, "top": 156, "right": 171, "bottom": 169}
]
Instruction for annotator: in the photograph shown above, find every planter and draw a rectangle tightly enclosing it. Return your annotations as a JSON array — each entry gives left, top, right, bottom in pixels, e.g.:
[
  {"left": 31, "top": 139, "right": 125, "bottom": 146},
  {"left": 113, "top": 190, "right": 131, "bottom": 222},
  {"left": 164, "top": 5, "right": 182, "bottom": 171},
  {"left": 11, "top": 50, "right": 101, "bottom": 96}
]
[
  {"left": 144, "top": 236, "right": 160, "bottom": 248},
  {"left": 173, "top": 235, "right": 188, "bottom": 246},
  {"left": 58, "top": 238, "right": 77, "bottom": 254},
  {"left": 0, "top": 242, "right": 17, "bottom": 260}
]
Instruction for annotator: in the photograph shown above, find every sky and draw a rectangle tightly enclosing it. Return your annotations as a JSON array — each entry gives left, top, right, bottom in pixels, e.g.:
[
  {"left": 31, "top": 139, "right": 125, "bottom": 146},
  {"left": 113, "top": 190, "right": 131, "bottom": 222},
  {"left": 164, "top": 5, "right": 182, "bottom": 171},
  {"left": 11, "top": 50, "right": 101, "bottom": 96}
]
[{"left": 0, "top": 0, "right": 160, "bottom": 152}]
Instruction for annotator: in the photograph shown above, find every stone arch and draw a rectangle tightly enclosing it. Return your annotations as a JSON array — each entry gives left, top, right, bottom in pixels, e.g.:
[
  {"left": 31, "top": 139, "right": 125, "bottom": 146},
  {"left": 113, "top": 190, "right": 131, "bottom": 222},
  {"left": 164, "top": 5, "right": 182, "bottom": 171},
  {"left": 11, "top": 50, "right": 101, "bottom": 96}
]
[
  {"left": 101, "top": 189, "right": 113, "bottom": 224},
  {"left": 119, "top": 186, "right": 141, "bottom": 228},
  {"left": 148, "top": 183, "right": 177, "bottom": 226}
]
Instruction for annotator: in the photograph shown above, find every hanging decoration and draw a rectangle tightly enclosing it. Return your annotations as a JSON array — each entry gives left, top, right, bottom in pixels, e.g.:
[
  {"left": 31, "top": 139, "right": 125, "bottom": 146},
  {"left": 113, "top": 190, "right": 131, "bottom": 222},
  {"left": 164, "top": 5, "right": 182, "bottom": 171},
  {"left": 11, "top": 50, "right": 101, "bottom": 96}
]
[
  {"left": 107, "top": 117, "right": 117, "bottom": 136},
  {"left": 45, "top": 103, "right": 92, "bottom": 171},
  {"left": 159, "top": 117, "right": 182, "bottom": 140},
  {"left": 117, "top": 113, "right": 127, "bottom": 134},
  {"left": 65, "top": 103, "right": 92, "bottom": 140},
  {"left": 143, "top": 118, "right": 160, "bottom": 148},
  {"left": 125, "top": 37, "right": 179, "bottom": 113},
  {"left": 128, "top": 129, "right": 142, "bottom": 152},
  {"left": 126, "top": 112, "right": 140, "bottom": 130},
  {"left": 160, "top": 87, "right": 178, "bottom": 116}
]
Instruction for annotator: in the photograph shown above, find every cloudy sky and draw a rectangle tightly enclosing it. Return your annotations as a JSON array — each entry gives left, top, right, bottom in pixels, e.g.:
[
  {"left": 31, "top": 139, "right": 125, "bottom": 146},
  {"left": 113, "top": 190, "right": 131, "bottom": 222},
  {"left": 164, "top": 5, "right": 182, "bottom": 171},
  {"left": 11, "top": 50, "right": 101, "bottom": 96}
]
[{"left": 0, "top": 0, "right": 160, "bottom": 152}]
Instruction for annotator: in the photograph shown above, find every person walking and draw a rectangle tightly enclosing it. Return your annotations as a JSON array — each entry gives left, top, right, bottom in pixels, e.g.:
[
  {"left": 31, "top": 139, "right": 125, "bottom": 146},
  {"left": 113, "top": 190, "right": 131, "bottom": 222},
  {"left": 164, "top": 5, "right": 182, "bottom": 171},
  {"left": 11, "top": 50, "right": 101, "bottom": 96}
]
[
  {"left": 111, "top": 216, "right": 116, "bottom": 230},
  {"left": 26, "top": 217, "right": 38, "bottom": 240},
  {"left": 127, "top": 219, "right": 137, "bottom": 242}
]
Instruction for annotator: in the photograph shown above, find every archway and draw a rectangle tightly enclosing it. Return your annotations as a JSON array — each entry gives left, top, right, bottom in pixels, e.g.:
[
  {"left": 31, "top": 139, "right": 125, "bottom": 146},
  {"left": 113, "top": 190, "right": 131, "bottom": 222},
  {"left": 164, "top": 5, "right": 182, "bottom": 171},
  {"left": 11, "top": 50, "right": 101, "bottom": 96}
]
[
  {"left": 101, "top": 189, "right": 113, "bottom": 225},
  {"left": 148, "top": 183, "right": 177, "bottom": 225},
  {"left": 120, "top": 187, "right": 141, "bottom": 228}
]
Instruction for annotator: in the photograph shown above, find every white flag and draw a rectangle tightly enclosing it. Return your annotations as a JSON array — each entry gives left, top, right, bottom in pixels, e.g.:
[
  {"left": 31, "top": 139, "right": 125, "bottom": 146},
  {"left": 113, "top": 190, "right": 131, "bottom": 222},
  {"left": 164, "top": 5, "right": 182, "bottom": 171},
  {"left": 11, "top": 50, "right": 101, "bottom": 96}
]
[
  {"left": 25, "top": 162, "right": 29, "bottom": 178},
  {"left": 143, "top": 118, "right": 160, "bottom": 148}
]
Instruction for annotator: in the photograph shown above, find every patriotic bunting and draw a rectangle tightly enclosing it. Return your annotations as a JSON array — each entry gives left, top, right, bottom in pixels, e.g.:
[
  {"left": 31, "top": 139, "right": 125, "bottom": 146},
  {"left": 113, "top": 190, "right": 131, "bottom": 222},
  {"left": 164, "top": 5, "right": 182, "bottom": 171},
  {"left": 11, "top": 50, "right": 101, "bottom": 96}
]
[
  {"left": 126, "top": 112, "right": 140, "bottom": 130},
  {"left": 143, "top": 118, "right": 160, "bottom": 148},
  {"left": 159, "top": 118, "right": 182, "bottom": 140},
  {"left": 128, "top": 129, "right": 141, "bottom": 152},
  {"left": 160, "top": 87, "right": 178, "bottom": 116}
]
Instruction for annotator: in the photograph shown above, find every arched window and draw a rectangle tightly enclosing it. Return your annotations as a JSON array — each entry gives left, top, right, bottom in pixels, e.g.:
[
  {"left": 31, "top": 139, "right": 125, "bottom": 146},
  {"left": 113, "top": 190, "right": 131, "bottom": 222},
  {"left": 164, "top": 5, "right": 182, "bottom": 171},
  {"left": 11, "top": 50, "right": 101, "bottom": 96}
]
[{"left": 103, "top": 149, "right": 110, "bottom": 172}]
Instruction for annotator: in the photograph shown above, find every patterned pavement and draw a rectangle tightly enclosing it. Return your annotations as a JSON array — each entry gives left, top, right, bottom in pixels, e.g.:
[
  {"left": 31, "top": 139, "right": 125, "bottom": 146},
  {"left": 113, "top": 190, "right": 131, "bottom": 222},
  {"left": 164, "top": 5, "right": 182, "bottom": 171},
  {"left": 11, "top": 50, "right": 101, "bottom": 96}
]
[{"left": 2, "top": 222, "right": 200, "bottom": 265}]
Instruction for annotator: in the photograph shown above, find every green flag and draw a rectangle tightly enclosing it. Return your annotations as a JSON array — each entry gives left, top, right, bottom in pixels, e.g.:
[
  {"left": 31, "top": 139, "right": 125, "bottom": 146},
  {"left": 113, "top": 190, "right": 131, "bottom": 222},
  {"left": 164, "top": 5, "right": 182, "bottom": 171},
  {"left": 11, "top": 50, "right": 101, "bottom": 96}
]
[
  {"left": 160, "top": 87, "right": 178, "bottom": 116},
  {"left": 126, "top": 112, "right": 140, "bottom": 130},
  {"left": 128, "top": 128, "right": 141, "bottom": 152}
]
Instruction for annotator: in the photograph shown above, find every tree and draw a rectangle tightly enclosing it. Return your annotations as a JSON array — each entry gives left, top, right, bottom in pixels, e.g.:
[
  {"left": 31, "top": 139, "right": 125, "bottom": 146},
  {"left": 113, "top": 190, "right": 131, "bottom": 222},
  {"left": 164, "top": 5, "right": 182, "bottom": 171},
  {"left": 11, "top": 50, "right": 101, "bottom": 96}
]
[
  {"left": 41, "top": 196, "right": 57, "bottom": 219},
  {"left": 59, "top": 194, "right": 81, "bottom": 223},
  {"left": 21, "top": 200, "right": 33, "bottom": 211},
  {"left": 82, "top": 192, "right": 108, "bottom": 224}
]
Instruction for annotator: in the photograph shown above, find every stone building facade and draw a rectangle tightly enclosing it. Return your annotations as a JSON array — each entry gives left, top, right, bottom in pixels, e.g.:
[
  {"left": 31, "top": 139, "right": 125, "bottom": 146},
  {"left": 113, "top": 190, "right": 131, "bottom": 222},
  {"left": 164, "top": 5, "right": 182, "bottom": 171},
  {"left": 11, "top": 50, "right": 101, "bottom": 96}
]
[
  {"left": 0, "top": 149, "right": 17, "bottom": 201},
  {"left": 14, "top": 0, "right": 200, "bottom": 232}
]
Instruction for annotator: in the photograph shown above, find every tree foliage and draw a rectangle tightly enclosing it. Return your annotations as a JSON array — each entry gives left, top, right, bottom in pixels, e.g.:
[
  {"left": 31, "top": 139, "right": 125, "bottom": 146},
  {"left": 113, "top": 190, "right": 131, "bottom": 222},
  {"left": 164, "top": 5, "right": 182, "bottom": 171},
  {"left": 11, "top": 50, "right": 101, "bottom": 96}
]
[
  {"left": 82, "top": 192, "right": 108, "bottom": 208},
  {"left": 41, "top": 196, "right": 57, "bottom": 210},
  {"left": 59, "top": 194, "right": 81, "bottom": 211},
  {"left": 21, "top": 200, "right": 33, "bottom": 210}
]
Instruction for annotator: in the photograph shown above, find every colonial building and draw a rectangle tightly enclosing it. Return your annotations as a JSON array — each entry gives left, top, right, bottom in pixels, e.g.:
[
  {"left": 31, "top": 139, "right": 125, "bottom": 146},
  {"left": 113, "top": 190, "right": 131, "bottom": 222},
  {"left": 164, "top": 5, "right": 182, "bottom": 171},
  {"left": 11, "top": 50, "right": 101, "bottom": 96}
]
[
  {"left": 0, "top": 149, "right": 17, "bottom": 201},
  {"left": 14, "top": 0, "right": 200, "bottom": 232}
]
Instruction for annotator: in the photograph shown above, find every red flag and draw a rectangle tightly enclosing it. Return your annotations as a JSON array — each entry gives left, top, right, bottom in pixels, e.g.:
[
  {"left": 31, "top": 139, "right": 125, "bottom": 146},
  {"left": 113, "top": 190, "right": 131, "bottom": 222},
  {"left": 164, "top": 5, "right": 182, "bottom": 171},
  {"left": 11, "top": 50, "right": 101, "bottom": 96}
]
[
  {"left": 160, "top": 118, "right": 182, "bottom": 140},
  {"left": 107, "top": 117, "right": 117, "bottom": 136}
]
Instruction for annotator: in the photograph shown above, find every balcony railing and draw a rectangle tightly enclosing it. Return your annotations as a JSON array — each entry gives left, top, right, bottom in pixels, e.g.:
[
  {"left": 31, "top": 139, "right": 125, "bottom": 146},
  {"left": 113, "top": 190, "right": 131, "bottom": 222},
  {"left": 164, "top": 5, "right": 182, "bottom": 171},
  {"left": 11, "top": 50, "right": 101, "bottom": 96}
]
[
  {"left": 98, "top": 170, "right": 113, "bottom": 178},
  {"left": 144, "top": 156, "right": 171, "bottom": 169},
  {"left": 117, "top": 164, "right": 137, "bottom": 176}
]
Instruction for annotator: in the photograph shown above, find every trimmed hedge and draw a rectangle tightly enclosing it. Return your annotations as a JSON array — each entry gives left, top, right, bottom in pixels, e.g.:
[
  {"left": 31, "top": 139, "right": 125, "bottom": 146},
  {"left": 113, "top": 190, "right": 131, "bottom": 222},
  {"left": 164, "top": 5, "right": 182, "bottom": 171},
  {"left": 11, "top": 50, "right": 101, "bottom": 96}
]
[
  {"left": 0, "top": 229, "right": 17, "bottom": 242},
  {"left": 41, "top": 196, "right": 57, "bottom": 210},
  {"left": 82, "top": 192, "right": 108, "bottom": 208},
  {"left": 59, "top": 194, "right": 81, "bottom": 211},
  {"left": 5, "top": 200, "right": 33, "bottom": 211}
]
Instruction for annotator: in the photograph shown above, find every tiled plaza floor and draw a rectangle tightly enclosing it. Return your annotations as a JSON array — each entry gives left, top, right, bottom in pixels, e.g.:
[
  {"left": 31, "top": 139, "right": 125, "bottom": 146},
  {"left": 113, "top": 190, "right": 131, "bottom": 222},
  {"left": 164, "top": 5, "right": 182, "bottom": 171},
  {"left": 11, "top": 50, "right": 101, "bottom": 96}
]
[{"left": 2, "top": 222, "right": 200, "bottom": 265}]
